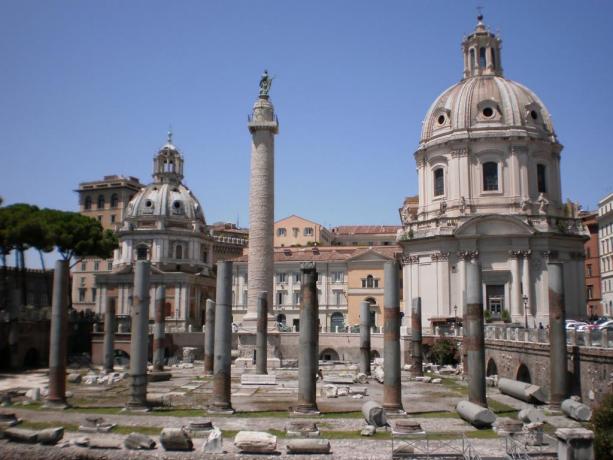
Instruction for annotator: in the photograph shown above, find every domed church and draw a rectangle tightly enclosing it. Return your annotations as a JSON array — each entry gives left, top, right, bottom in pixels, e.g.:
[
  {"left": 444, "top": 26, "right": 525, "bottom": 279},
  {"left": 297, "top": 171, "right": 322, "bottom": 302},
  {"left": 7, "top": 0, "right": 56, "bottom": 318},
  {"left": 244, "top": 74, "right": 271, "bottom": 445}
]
[
  {"left": 94, "top": 133, "right": 240, "bottom": 331},
  {"left": 398, "top": 16, "right": 588, "bottom": 327}
]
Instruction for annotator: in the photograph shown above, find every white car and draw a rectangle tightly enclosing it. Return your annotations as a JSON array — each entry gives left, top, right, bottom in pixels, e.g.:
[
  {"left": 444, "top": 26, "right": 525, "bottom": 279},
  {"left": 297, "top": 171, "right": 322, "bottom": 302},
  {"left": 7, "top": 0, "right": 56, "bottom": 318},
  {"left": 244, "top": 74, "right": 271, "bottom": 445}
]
[{"left": 596, "top": 319, "right": 613, "bottom": 330}]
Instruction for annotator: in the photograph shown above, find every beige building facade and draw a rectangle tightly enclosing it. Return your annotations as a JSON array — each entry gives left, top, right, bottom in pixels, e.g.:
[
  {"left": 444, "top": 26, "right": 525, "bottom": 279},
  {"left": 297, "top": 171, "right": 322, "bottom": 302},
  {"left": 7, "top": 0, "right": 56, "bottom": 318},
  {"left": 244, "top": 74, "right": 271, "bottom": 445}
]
[
  {"left": 72, "top": 175, "right": 143, "bottom": 311},
  {"left": 274, "top": 215, "right": 333, "bottom": 247},
  {"left": 231, "top": 245, "right": 402, "bottom": 331}
]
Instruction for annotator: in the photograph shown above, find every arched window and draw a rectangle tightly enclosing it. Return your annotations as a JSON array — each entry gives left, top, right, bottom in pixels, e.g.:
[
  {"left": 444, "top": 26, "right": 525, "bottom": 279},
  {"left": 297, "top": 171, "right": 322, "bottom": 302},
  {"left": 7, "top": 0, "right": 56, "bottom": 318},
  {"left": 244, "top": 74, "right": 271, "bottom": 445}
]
[
  {"left": 84, "top": 196, "right": 92, "bottom": 210},
  {"left": 97, "top": 194, "right": 105, "bottom": 209},
  {"left": 136, "top": 245, "right": 148, "bottom": 260},
  {"left": 483, "top": 162, "right": 499, "bottom": 191},
  {"left": 479, "top": 47, "right": 487, "bottom": 68},
  {"left": 537, "top": 164, "right": 547, "bottom": 193},
  {"left": 433, "top": 168, "right": 444, "bottom": 196},
  {"left": 175, "top": 244, "right": 183, "bottom": 259},
  {"left": 470, "top": 48, "right": 476, "bottom": 72},
  {"left": 110, "top": 193, "right": 119, "bottom": 208}
]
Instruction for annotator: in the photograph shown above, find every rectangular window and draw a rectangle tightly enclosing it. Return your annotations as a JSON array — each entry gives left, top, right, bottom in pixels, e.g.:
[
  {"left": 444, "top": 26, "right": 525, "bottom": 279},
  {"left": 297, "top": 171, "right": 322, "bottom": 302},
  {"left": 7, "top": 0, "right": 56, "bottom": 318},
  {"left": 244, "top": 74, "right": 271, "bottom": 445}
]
[
  {"left": 293, "top": 291, "right": 301, "bottom": 305},
  {"left": 243, "top": 290, "right": 248, "bottom": 306},
  {"left": 587, "top": 285, "right": 593, "bottom": 300},
  {"left": 81, "top": 261, "right": 87, "bottom": 271},
  {"left": 292, "top": 227, "right": 299, "bottom": 237},
  {"left": 293, "top": 272, "right": 300, "bottom": 283},
  {"left": 111, "top": 214, "right": 116, "bottom": 223},
  {"left": 304, "top": 227, "right": 314, "bottom": 236},
  {"left": 434, "top": 168, "right": 444, "bottom": 196},
  {"left": 276, "top": 291, "right": 284, "bottom": 306},
  {"left": 587, "top": 264, "right": 592, "bottom": 277},
  {"left": 483, "top": 162, "right": 499, "bottom": 191},
  {"left": 94, "top": 260, "right": 100, "bottom": 271},
  {"left": 331, "top": 271, "right": 344, "bottom": 283},
  {"left": 334, "top": 290, "right": 343, "bottom": 305},
  {"left": 107, "top": 261, "right": 113, "bottom": 271},
  {"left": 78, "top": 288, "right": 86, "bottom": 302},
  {"left": 277, "top": 272, "right": 287, "bottom": 283},
  {"left": 277, "top": 227, "right": 286, "bottom": 237},
  {"left": 537, "top": 164, "right": 547, "bottom": 193},
  {"left": 92, "top": 288, "right": 97, "bottom": 302}
]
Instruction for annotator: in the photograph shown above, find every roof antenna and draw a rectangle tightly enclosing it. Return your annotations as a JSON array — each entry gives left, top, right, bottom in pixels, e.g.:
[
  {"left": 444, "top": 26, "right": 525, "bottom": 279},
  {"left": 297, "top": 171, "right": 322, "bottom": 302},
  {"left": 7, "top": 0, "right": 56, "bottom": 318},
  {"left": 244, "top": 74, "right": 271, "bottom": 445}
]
[{"left": 167, "top": 125, "right": 173, "bottom": 144}]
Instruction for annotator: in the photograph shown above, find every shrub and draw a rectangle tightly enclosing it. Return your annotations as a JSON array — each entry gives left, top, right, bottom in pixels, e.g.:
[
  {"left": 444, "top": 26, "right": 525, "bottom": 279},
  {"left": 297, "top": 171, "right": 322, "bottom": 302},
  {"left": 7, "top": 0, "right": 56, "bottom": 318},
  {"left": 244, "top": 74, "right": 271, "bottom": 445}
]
[
  {"left": 591, "top": 392, "right": 613, "bottom": 459},
  {"left": 501, "top": 309, "right": 510, "bottom": 323},
  {"left": 484, "top": 309, "right": 492, "bottom": 323},
  {"left": 430, "top": 338, "right": 459, "bottom": 365}
]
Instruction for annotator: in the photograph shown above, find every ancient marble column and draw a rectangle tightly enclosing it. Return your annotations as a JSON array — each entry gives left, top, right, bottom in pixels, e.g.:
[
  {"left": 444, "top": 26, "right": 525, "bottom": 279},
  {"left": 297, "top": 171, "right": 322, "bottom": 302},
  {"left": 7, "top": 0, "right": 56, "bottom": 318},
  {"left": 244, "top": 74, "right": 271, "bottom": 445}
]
[
  {"left": 210, "top": 261, "right": 234, "bottom": 413},
  {"left": 244, "top": 83, "right": 279, "bottom": 332},
  {"left": 203, "top": 298, "right": 215, "bottom": 375},
  {"left": 359, "top": 300, "right": 371, "bottom": 376},
  {"left": 522, "top": 251, "right": 532, "bottom": 316},
  {"left": 152, "top": 285, "right": 166, "bottom": 372},
  {"left": 103, "top": 297, "right": 116, "bottom": 373},
  {"left": 256, "top": 291, "right": 268, "bottom": 375},
  {"left": 548, "top": 262, "right": 568, "bottom": 410},
  {"left": 47, "top": 260, "right": 69, "bottom": 408},
  {"left": 127, "top": 261, "right": 151, "bottom": 410},
  {"left": 509, "top": 251, "right": 521, "bottom": 320},
  {"left": 465, "top": 253, "right": 487, "bottom": 407},
  {"left": 295, "top": 262, "right": 319, "bottom": 414},
  {"left": 383, "top": 260, "right": 404, "bottom": 414},
  {"left": 411, "top": 297, "right": 423, "bottom": 378}
]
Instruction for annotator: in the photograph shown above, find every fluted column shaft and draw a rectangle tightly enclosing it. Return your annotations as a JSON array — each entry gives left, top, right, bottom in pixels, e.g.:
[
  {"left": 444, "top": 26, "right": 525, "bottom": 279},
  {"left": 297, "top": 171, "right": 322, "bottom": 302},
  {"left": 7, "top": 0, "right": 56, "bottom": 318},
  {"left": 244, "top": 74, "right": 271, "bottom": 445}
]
[{"left": 47, "top": 260, "right": 69, "bottom": 408}]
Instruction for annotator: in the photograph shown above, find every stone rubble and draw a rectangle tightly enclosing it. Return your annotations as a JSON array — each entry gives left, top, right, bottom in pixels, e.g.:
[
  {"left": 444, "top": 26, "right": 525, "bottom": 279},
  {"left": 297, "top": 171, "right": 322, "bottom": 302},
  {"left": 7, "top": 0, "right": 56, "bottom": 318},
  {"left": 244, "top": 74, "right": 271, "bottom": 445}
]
[
  {"left": 123, "top": 432, "right": 157, "bottom": 450},
  {"left": 160, "top": 427, "right": 193, "bottom": 451},
  {"left": 234, "top": 430, "right": 277, "bottom": 454}
]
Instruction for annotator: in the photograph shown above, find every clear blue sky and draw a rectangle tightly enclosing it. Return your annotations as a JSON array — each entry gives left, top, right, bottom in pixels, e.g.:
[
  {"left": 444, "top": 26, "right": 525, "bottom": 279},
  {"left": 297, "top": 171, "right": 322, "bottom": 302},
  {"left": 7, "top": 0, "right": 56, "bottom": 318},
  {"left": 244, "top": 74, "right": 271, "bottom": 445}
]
[{"left": 2, "top": 1, "right": 612, "bottom": 238}]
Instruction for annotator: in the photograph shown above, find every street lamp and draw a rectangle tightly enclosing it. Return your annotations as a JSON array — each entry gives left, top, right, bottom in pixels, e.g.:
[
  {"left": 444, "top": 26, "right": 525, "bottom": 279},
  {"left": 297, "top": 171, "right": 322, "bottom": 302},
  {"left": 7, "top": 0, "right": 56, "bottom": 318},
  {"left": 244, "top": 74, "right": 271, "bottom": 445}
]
[
  {"left": 453, "top": 305, "right": 458, "bottom": 321},
  {"left": 522, "top": 294, "right": 529, "bottom": 329}
]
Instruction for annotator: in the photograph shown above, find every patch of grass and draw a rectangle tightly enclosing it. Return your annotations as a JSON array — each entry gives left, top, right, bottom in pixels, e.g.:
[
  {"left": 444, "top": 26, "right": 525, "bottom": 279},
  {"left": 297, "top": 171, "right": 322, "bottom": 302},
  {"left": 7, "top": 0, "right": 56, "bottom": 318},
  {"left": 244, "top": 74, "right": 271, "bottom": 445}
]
[
  {"left": 465, "top": 429, "right": 498, "bottom": 439},
  {"left": 320, "top": 411, "right": 363, "bottom": 419},
  {"left": 66, "top": 406, "right": 122, "bottom": 415},
  {"left": 228, "top": 410, "right": 288, "bottom": 418},
  {"left": 150, "top": 408, "right": 204, "bottom": 417},
  {"left": 112, "top": 425, "right": 160, "bottom": 436},
  {"left": 438, "top": 377, "right": 469, "bottom": 395},
  {"left": 407, "top": 411, "right": 460, "bottom": 419},
  {"left": 487, "top": 398, "right": 518, "bottom": 416},
  {"left": 322, "top": 430, "right": 391, "bottom": 440}
]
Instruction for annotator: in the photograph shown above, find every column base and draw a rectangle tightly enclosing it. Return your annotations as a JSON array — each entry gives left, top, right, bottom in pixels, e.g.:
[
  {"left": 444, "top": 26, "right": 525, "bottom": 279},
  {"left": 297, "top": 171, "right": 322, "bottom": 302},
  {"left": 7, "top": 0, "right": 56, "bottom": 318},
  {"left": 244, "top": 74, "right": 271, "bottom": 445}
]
[
  {"left": 292, "top": 405, "right": 320, "bottom": 416},
  {"left": 383, "top": 406, "right": 406, "bottom": 416},
  {"left": 207, "top": 405, "right": 235, "bottom": 415},
  {"left": 43, "top": 399, "right": 70, "bottom": 410},
  {"left": 123, "top": 402, "right": 151, "bottom": 412}
]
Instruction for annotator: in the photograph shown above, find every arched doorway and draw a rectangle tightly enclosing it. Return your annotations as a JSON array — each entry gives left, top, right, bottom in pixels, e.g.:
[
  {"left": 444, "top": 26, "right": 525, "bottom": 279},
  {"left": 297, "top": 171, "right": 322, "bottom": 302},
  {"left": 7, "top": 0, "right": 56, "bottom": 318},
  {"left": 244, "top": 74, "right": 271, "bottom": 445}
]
[
  {"left": 486, "top": 358, "right": 498, "bottom": 377},
  {"left": 370, "top": 349, "right": 380, "bottom": 361},
  {"left": 330, "top": 312, "right": 345, "bottom": 330},
  {"left": 320, "top": 348, "right": 340, "bottom": 361},
  {"left": 516, "top": 363, "right": 531, "bottom": 383}
]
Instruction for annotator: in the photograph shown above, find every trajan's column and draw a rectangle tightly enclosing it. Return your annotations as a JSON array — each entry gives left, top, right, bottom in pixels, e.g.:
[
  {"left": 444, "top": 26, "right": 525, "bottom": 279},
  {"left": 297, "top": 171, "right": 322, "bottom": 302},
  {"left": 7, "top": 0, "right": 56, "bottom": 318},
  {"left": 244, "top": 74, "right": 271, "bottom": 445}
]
[{"left": 244, "top": 71, "right": 278, "bottom": 331}]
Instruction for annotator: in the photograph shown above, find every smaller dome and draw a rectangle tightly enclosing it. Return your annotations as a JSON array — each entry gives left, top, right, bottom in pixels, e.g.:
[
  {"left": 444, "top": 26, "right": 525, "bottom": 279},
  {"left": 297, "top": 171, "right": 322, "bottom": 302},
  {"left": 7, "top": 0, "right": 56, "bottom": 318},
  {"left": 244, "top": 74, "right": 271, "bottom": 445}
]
[
  {"left": 420, "top": 76, "right": 556, "bottom": 147},
  {"left": 125, "top": 182, "right": 206, "bottom": 225}
]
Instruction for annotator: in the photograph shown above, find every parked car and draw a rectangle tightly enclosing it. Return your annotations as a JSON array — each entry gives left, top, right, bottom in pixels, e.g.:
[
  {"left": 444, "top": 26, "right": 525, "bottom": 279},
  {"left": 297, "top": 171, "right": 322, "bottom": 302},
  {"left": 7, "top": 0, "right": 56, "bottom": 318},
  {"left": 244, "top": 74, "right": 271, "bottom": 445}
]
[
  {"left": 596, "top": 319, "right": 613, "bottom": 330},
  {"left": 567, "top": 320, "right": 588, "bottom": 330}
]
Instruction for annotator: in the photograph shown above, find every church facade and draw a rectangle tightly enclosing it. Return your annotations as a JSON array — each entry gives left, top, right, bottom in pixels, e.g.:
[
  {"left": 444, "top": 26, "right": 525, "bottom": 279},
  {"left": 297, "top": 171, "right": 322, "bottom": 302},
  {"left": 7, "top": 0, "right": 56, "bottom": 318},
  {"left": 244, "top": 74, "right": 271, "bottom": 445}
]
[{"left": 398, "top": 17, "right": 588, "bottom": 328}]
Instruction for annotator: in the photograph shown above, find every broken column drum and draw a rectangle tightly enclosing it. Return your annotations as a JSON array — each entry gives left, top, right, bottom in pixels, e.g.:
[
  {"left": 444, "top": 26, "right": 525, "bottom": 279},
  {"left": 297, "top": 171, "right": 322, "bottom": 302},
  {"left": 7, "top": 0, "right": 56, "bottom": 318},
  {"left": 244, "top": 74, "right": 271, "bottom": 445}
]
[
  {"left": 210, "top": 260, "right": 234, "bottom": 413},
  {"left": 295, "top": 262, "right": 319, "bottom": 414},
  {"left": 256, "top": 291, "right": 268, "bottom": 374},
  {"left": 103, "top": 297, "right": 116, "bottom": 373},
  {"left": 152, "top": 285, "right": 166, "bottom": 372},
  {"left": 359, "top": 300, "right": 371, "bottom": 376},
  {"left": 464, "top": 253, "right": 487, "bottom": 407},
  {"left": 127, "top": 260, "right": 151, "bottom": 409},
  {"left": 383, "top": 260, "right": 404, "bottom": 414},
  {"left": 548, "top": 262, "right": 568, "bottom": 410},
  {"left": 411, "top": 296, "right": 423, "bottom": 377},
  {"left": 204, "top": 298, "right": 215, "bottom": 375},
  {"left": 47, "top": 259, "right": 69, "bottom": 408}
]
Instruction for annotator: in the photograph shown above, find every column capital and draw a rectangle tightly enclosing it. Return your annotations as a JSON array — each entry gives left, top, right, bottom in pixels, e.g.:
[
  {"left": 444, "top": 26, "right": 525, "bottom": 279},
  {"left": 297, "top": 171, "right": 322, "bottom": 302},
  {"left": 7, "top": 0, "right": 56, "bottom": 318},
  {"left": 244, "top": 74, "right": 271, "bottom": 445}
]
[
  {"left": 400, "top": 255, "right": 419, "bottom": 265},
  {"left": 432, "top": 252, "right": 450, "bottom": 261},
  {"left": 508, "top": 250, "right": 522, "bottom": 258},
  {"left": 458, "top": 250, "right": 478, "bottom": 261},
  {"left": 520, "top": 249, "right": 532, "bottom": 258},
  {"left": 451, "top": 148, "right": 469, "bottom": 158}
]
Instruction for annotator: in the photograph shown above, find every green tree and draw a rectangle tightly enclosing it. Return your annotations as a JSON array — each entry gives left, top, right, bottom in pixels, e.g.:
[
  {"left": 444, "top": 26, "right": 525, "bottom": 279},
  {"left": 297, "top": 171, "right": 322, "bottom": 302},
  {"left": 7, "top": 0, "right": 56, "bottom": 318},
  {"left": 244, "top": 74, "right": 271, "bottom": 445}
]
[
  {"left": 591, "top": 392, "right": 613, "bottom": 459},
  {"left": 430, "top": 338, "right": 459, "bottom": 365}
]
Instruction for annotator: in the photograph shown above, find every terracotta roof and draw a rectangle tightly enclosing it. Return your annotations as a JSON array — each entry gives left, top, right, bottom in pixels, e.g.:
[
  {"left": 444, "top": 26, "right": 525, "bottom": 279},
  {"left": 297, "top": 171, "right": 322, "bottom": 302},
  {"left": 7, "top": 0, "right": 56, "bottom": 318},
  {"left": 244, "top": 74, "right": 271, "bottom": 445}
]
[
  {"left": 331, "top": 225, "right": 402, "bottom": 235},
  {"left": 231, "top": 245, "right": 401, "bottom": 263}
]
